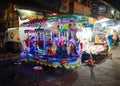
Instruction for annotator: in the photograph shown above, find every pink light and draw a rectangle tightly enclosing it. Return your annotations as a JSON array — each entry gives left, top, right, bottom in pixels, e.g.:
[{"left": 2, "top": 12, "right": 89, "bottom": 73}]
[{"left": 52, "top": 13, "right": 57, "bottom": 16}]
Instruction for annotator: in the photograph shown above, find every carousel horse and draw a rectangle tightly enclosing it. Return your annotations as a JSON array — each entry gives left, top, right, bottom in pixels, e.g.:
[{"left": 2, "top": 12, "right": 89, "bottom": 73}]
[
  {"left": 37, "top": 38, "right": 44, "bottom": 49},
  {"left": 53, "top": 35, "right": 59, "bottom": 47},
  {"left": 25, "top": 38, "right": 31, "bottom": 47},
  {"left": 75, "top": 39, "right": 83, "bottom": 55},
  {"left": 29, "top": 36, "right": 36, "bottom": 55},
  {"left": 46, "top": 44, "right": 57, "bottom": 56},
  {"left": 58, "top": 37, "right": 64, "bottom": 47},
  {"left": 57, "top": 37, "right": 67, "bottom": 55},
  {"left": 46, "top": 47, "right": 53, "bottom": 56},
  {"left": 51, "top": 44, "right": 57, "bottom": 55},
  {"left": 46, "top": 38, "right": 57, "bottom": 56},
  {"left": 25, "top": 35, "right": 32, "bottom": 47},
  {"left": 67, "top": 40, "right": 77, "bottom": 57}
]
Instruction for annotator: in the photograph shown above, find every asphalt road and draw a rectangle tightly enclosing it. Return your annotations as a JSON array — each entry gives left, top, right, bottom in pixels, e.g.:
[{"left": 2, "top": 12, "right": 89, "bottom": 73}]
[{"left": 0, "top": 45, "right": 120, "bottom": 86}]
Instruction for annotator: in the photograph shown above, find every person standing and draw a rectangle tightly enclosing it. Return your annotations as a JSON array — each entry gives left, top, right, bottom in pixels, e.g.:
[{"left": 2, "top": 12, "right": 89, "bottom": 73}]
[
  {"left": 112, "top": 31, "right": 118, "bottom": 47},
  {"left": 116, "top": 35, "right": 119, "bottom": 46},
  {"left": 107, "top": 35, "right": 113, "bottom": 59}
]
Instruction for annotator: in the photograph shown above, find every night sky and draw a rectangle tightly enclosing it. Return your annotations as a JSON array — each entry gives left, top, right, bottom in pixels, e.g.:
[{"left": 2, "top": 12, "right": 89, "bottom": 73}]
[{"left": 104, "top": 0, "right": 120, "bottom": 11}]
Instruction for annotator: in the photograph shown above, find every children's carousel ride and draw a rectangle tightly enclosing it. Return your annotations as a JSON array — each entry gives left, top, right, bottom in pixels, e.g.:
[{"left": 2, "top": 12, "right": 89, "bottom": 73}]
[
  {"left": 24, "top": 29, "right": 82, "bottom": 69},
  {"left": 21, "top": 16, "right": 84, "bottom": 69}
]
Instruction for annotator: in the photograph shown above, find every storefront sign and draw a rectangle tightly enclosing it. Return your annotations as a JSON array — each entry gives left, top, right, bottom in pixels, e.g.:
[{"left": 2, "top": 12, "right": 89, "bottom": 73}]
[
  {"left": 74, "top": 2, "right": 91, "bottom": 15},
  {"left": 92, "top": 5, "right": 108, "bottom": 13},
  {"left": 8, "top": 27, "right": 20, "bottom": 42}
]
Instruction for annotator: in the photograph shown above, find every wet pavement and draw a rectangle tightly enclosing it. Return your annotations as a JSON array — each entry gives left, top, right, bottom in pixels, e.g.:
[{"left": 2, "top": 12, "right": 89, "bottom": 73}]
[{"left": 0, "top": 45, "right": 120, "bottom": 86}]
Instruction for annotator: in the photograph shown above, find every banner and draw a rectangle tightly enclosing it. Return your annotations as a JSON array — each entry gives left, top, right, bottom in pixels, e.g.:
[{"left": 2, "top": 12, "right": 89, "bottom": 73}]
[
  {"left": 8, "top": 27, "right": 20, "bottom": 42},
  {"left": 92, "top": 5, "right": 108, "bottom": 13},
  {"left": 74, "top": 2, "right": 91, "bottom": 15}
]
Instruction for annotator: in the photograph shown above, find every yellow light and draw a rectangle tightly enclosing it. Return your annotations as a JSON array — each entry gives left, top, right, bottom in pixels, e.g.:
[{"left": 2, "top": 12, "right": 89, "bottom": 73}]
[{"left": 18, "top": 9, "right": 35, "bottom": 16}]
